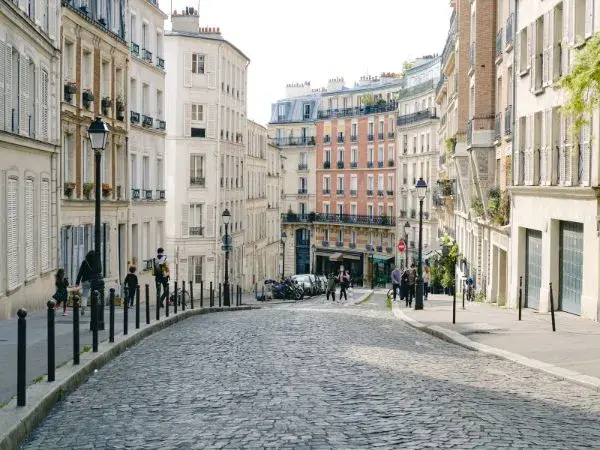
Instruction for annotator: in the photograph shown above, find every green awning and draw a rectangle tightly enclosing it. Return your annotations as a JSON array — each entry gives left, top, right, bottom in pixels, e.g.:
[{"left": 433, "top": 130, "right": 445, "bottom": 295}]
[{"left": 373, "top": 253, "right": 394, "bottom": 263}]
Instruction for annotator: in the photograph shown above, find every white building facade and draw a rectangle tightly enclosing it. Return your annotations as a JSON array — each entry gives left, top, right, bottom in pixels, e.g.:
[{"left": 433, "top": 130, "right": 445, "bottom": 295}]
[
  {"left": 0, "top": 0, "right": 61, "bottom": 318},
  {"left": 511, "top": 0, "right": 600, "bottom": 320},
  {"left": 164, "top": 7, "right": 249, "bottom": 288},
  {"left": 266, "top": 143, "right": 282, "bottom": 281},
  {"left": 127, "top": 0, "right": 167, "bottom": 284}
]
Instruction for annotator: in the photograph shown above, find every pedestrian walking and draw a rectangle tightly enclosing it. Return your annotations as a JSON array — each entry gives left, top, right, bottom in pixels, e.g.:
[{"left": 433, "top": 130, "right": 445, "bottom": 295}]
[
  {"left": 153, "top": 248, "right": 170, "bottom": 307},
  {"left": 326, "top": 273, "right": 336, "bottom": 302},
  {"left": 391, "top": 266, "right": 401, "bottom": 302},
  {"left": 75, "top": 250, "right": 101, "bottom": 316},
  {"left": 338, "top": 268, "right": 349, "bottom": 301},
  {"left": 124, "top": 266, "right": 139, "bottom": 307},
  {"left": 423, "top": 265, "right": 431, "bottom": 301},
  {"left": 405, "top": 264, "right": 417, "bottom": 307},
  {"left": 53, "top": 268, "right": 70, "bottom": 316}
]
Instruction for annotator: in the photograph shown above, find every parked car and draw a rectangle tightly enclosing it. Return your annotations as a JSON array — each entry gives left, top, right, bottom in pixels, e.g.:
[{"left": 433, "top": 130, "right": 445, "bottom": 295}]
[{"left": 292, "top": 274, "right": 318, "bottom": 296}]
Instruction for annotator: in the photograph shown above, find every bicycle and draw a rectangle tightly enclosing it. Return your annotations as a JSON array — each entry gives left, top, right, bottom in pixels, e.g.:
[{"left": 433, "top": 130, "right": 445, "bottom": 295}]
[{"left": 169, "top": 287, "right": 191, "bottom": 306}]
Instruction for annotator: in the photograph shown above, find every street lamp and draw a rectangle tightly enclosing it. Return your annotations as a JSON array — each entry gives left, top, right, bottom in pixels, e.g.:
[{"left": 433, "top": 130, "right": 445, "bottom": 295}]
[
  {"left": 222, "top": 208, "right": 231, "bottom": 307},
  {"left": 415, "top": 177, "right": 428, "bottom": 310},
  {"left": 404, "top": 221, "right": 411, "bottom": 269},
  {"left": 281, "top": 231, "right": 287, "bottom": 279},
  {"left": 88, "top": 116, "right": 108, "bottom": 330}
]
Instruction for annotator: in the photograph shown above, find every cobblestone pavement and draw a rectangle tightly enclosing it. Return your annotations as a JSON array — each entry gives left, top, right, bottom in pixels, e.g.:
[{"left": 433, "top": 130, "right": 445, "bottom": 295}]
[{"left": 22, "top": 294, "right": 600, "bottom": 449}]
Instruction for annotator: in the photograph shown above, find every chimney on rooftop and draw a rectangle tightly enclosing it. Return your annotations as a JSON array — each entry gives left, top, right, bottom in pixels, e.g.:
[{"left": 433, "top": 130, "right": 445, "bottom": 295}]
[{"left": 171, "top": 6, "right": 200, "bottom": 33}]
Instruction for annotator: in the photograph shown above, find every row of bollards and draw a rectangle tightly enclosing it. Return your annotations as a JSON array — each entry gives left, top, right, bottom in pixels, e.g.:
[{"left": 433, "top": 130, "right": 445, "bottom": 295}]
[{"left": 18, "top": 281, "right": 246, "bottom": 407}]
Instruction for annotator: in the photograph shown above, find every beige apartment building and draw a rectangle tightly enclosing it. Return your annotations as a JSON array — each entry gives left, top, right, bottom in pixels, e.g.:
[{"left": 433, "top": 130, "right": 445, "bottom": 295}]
[
  {"left": 60, "top": 1, "right": 130, "bottom": 290},
  {"left": 265, "top": 143, "right": 282, "bottom": 282}
]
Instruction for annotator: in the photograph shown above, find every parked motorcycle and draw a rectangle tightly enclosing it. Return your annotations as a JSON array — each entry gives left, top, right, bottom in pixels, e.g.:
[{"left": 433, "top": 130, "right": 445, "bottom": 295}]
[{"left": 265, "top": 278, "right": 304, "bottom": 300}]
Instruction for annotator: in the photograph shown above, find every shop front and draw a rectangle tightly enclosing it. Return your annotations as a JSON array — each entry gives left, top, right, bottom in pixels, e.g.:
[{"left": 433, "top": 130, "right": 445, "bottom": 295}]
[{"left": 315, "top": 250, "right": 364, "bottom": 284}]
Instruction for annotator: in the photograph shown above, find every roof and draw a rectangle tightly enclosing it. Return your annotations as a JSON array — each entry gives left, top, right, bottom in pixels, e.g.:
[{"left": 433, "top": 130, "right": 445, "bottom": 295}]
[
  {"left": 165, "top": 30, "right": 250, "bottom": 62},
  {"left": 269, "top": 95, "right": 323, "bottom": 124},
  {"left": 322, "top": 79, "right": 405, "bottom": 97}
]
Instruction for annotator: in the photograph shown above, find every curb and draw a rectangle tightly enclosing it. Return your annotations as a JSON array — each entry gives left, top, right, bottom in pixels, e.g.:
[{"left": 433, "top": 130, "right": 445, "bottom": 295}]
[
  {"left": 344, "top": 290, "right": 373, "bottom": 307},
  {"left": 392, "top": 304, "right": 600, "bottom": 392},
  {"left": 0, "top": 306, "right": 258, "bottom": 450}
]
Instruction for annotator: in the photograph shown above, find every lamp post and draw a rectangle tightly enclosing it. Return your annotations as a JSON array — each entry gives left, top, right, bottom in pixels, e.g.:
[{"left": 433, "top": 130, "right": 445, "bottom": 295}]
[
  {"left": 415, "top": 177, "right": 428, "bottom": 310},
  {"left": 404, "top": 221, "right": 410, "bottom": 269},
  {"left": 281, "top": 231, "right": 287, "bottom": 279},
  {"left": 88, "top": 117, "right": 108, "bottom": 330},
  {"left": 311, "top": 244, "right": 316, "bottom": 275},
  {"left": 369, "top": 248, "right": 374, "bottom": 289},
  {"left": 222, "top": 208, "right": 231, "bottom": 307}
]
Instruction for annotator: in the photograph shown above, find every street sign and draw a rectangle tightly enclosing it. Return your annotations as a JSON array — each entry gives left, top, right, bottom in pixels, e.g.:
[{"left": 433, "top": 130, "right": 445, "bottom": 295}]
[
  {"left": 397, "top": 240, "right": 406, "bottom": 253},
  {"left": 222, "top": 235, "right": 232, "bottom": 246}
]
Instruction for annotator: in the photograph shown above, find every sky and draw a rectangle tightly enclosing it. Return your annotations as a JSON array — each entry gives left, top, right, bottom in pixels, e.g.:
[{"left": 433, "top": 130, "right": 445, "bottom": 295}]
[{"left": 159, "top": 0, "right": 453, "bottom": 127}]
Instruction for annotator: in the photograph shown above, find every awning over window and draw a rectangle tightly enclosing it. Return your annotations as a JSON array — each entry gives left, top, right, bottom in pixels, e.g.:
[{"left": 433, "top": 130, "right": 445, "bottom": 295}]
[{"left": 372, "top": 253, "right": 394, "bottom": 263}]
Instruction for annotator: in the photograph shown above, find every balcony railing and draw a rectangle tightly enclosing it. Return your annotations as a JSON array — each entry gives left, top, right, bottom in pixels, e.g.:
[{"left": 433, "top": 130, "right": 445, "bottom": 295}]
[
  {"left": 317, "top": 101, "right": 398, "bottom": 119},
  {"left": 466, "top": 120, "right": 473, "bottom": 145},
  {"left": 132, "top": 188, "right": 140, "bottom": 200},
  {"left": 506, "top": 13, "right": 514, "bottom": 46},
  {"left": 441, "top": 29, "right": 456, "bottom": 69},
  {"left": 376, "top": 246, "right": 383, "bottom": 252},
  {"left": 386, "top": 189, "right": 394, "bottom": 196},
  {"left": 142, "top": 115, "right": 153, "bottom": 128},
  {"left": 298, "top": 163, "right": 308, "bottom": 171},
  {"left": 189, "top": 226, "right": 204, "bottom": 236},
  {"left": 399, "top": 210, "right": 406, "bottom": 218},
  {"left": 323, "top": 188, "right": 331, "bottom": 195},
  {"left": 157, "top": 119, "right": 166, "bottom": 130},
  {"left": 436, "top": 76, "right": 447, "bottom": 97},
  {"left": 495, "top": 113, "right": 502, "bottom": 141},
  {"left": 142, "top": 48, "right": 153, "bottom": 62},
  {"left": 337, "top": 161, "right": 344, "bottom": 169},
  {"left": 386, "top": 247, "right": 393, "bottom": 254},
  {"left": 378, "top": 132, "right": 384, "bottom": 140},
  {"left": 337, "top": 134, "right": 345, "bottom": 143},
  {"left": 377, "top": 161, "right": 384, "bottom": 168},
  {"left": 144, "top": 189, "right": 153, "bottom": 200},
  {"left": 505, "top": 105, "right": 512, "bottom": 135},
  {"left": 367, "top": 161, "right": 374, "bottom": 168},
  {"left": 323, "top": 161, "right": 331, "bottom": 169},
  {"left": 388, "top": 132, "right": 395, "bottom": 139},
  {"left": 130, "top": 42, "right": 139, "bottom": 56},
  {"left": 281, "top": 213, "right": 395, "bottom": 227},
  {"left": 270, "top": 136, "right": 316, "bottom": 146},
  {"left": 351, "top": 162, "right": 358, "bottom": 168},
  {"left": 157, "top": 56, "right": 165, "bottom": 69},
  {"left": 297, "top": 188, "right": 308, "bottom": 195},
  {"left": 130, "top": 111, "right": 140, "bottom": 124},
  {"left": 397, "top": 108, "right": 437, "bottom": 126},
  {"left": 336, "top": 189, "right": 344, "bottom": 195},
  {"left": 322, "top": 241, "right": 329, "bottom": 247},
  {"left": 349, "top": 243, "right": 357, "bottom": 249},
  {"left": 367, "top": 134, "right": 374, "bottom": 141},
  {"left": 336, "top": 241, "right": 344, "bottom": 248},
  {"left": 366, "top": 189, "right": 374, "bottom": 196},
  {"left": 324, "top": 135, "right": 331, "bottom": 143},
  {"left": 388, "top": 160, "right": 394, "bottom": 167},
  {"left": 377, "top": 189, "right": 384, "bottom": 196},
  {"left": 190, "top": 176, "right": 206, "bottom": 187},
  {"left": 397, "top": 79, "right": 436, "bottom": 100},
  {"left": 350, "top": 189, "right": 357, "bottom": 196},
  {"left": 496, "top": 29, "right": 503, "bottom": 60},
  {"left": 157, "top": 190, "right": 165, "bottom": 200},
  {"left": 351, "top": 135, "right": 358, "bottom": 142}
]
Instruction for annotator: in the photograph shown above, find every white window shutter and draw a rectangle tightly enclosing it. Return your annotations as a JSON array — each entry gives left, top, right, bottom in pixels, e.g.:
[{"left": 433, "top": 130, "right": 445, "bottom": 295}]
[
  {"left": 527, "top": 24, "right": 533, "bottom": 71},
  {"left": 183, "top": 52, "right": 192, "bottom": 87},
  {"left": 183, "top": 103, "right": 191, "bottom": 137},
  {"left": 40, "top": 70, "right": 48, "bottom": 140},
  {"left": 7, "top": 177, "right": 19, "bottom": 290},
  {"left": 40, "top": 179, "right": 49, "bottom": 271},
  {"left": 25, "top": 179, "right": 35, "bottom": 278},
  {"left": 585, "top": 0, "right": 594, "bottom": 37},
  {"left": 529, "top": 23, "right": 536, "bottom": 91},
  {"left": 207, "top": 54, "right": 216, "bottom": 89},
  {"left": 5, "top": 45, "right": 12, "bottom": 131},
  {"left": 543, "top": 13, "right": 549, "bottom": 86},
  {"left": 0, "top": 42, "right": 5, "bottom": 131},
  {"left": 547, "top": 9, "right": 554, "bottom": 85},
  {"left": 49, "top": 0, "right": 57, "bottom": 39},
  {"left": 207, "top": 104, "right": 217, "bottom": 138},
  {"left": 19, "top": 55, "right": 29, "bottom": 135},
  {"left": 205, "top": 204, "right": 214, "bottom": 237},
  {"left": 181, "top": 204, "right": 190, "bottom": 237}
]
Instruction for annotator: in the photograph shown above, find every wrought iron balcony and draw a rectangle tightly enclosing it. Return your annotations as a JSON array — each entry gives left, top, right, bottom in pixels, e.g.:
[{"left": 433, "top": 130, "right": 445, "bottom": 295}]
[
  {"left": 337, "top": 134, "right": 345, "bottom": 143},
  {"left": 466, "top": 120, "right": 473, "bottom": 145},
  {"left": 298, "top": 163, "right": 308, "bottom": 171},
  {"left": 158, "top": 190, "right": 165, "bottom": 200},
  {"left": 349, "top": 243, "right": 357, "bottom": 249},
  {"left": 132, "top": 188, "right": 140, "bottom": 200},
  {"left": 410, "top": 210, "right": 416, "bottom": 219},
  {"left": 323, "top": 161, "right": 331, "bottom": 169},
  {"left": 350, "top": 189, "right": 357, "bottom": 196},
  {"left": 376, "top": 246, "right": 383, "bottom": 252},
  {"left": 142, "top": 48, "right": 153, "bottom": 62},
  {"left": 157, "top": 119, "right": 166, "bottom": 130},
  {"left": 270, "top": 136, "right": 316, "bottom": 147},
  {"left": 399, "top": 210, "right": 406, "bottom": 218},
  {"left": 351, "top": 135, "right": 358, "bottom": 142},
  {"left": 337, "top": 161, "right": 344, "bottom": 169},
  {"left": 397, "top": 108, "right": 437, "bottom": 126},
  {"left": 157, "top": 56, "right": 165, "bottom": 69},
  {"left": 323, "top": 188, "right": 331, "bottom": 195},
  {"left": 130, "top": 111, "right": 140, "bottom": 124},
  {"left": 324, "top": 135, "right": 331, "bottom": 143},
  {"left": 378, "top": 132, "right": 384, "bottom": 140},
  {"left": 351, "top": 162, "right": 358, "bottom": 168},
  {"left": 189, "top": 226, "right": 204, "bottom": 236},
  {"left": 367, "top": 161, "right": 374, "bottom": 168},
  {"left": 317, "top": 101, "right": 398, "bottom": 119},
  {"left": 366, "top": 244, "right": 374, "bottom": 251},
  {"left": 297, "top": 188, "right": 308, "bottom": 195},
  {"left": 142, "top": 115, "right": 153, "bottom": 127},
  {"left": 386, "top": 247, "right": 393, "bottom": 254},
  {"left": 377, "top": 189, "right": 384, "bottom": 196},
  {"left": 388, "top": 160, "right": 394, "bottom": 167},
  {"left": 285, "top": 213, "right": 395, "bottom": 227},
  {"left": 505, "top": 105, "right": 512, "bottom": 135},
  {"left": 190, "top": 176, "right": 205, "bottom": 187},
  {"left": 388, "top": 132, "right": 395, "bottom": 139},
  {"left": 144, "top": 189, "right": 153, "bottom": 200},
  {"left": 322, "top": 241, "right": 329, "bottom": 247},
  {"left": 130, "top": 42, "right": 140, "bottom": 56},
  {"left": 495, "top": 113, "right": 502, "bottom": 141},
  {"left": 386, "top": 189, "right": 394, "bottom": 196},
  {"left": 397, "top": 79, "right": 436, "bottom": 100},
  {"left": 336, "top": 241, "right": 344, "bottom": 248},
  {"left": 496, "top": 29, "right": 503, "bottom": 59},
  {"left": 367, "top": 134, "right": 374, "bottom": 141},
  {"left": 424, "top": 212, "right": 430, "bottom": 220},
  {"left": 506, "top": 13, "right": 514, "bottom": 46},
  {"left": 336, "top": 189, "right": 344, "bottom": 195},
  {"left": 377, "top": 161, "right": 384, "bottom": 168},
  {"left": 366, "top": 189, "right": 374, "bottom": 196}
]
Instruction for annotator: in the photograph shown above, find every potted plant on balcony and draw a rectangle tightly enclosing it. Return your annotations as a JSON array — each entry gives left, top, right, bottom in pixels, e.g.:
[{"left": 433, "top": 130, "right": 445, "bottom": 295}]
[
  {"left": 308, "top": 211, "right": 316, "bottom": 222},
  {"left": 101, "top": 97, "right": 112, "bottom": 115},
  {"left": 101, "top": 183, "right": 112, "bottom": 198},
  {"left": 64, "top": 81, "right": 77, "bottom": 102},
  {"left": 286, "top": 207, "right": 297, "bottom": 221},
  {"left": 63, "top": 182, "right": 76, "bottom": 198},
  {"left": 82, "top": 89, "right": 94, "bottom": 109},
  {"left": 375, "top": 98, "right": 387, "bottom": 109},
  {"left": 83, "top": 182, "right": 94, "bottom": 200}
]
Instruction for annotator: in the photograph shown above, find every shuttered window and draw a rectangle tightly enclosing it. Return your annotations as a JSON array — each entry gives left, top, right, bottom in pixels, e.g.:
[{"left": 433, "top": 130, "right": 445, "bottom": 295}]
[
  {"left": 7, "top": 177, "right": 19, "bottom": 289},
  {"left": 40, "top": 179, "right": 50, "bottom": 271},
  {"left": 40, "top": 69, "right": 48, "bottom": 140},
  {"left": 25, "top": 178, "right": 35, "bottom": 278}
]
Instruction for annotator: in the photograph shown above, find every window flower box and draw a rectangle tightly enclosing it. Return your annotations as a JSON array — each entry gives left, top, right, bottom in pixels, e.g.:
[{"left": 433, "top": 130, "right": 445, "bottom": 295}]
[
  {"left": 82, "top": 90, "right": 94, "bottom": 109},
  {"left": 63, "top": 182, "right": 76, "bottom": 198},
  {"left": 83, "top": 182, "right": 94, "bottom": 199},
  {"left": 101, "top": 183, "right": 112, "bottom": 198}
]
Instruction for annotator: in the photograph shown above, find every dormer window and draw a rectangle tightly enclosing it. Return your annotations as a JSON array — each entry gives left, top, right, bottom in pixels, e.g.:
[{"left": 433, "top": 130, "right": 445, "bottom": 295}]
[{"left": 303, "top": 103, "right": 311, "bottom": 120}]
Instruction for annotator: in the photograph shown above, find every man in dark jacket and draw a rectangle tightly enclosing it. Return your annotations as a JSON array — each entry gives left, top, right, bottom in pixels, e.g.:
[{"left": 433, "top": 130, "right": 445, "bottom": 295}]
[{"left": 153, "top": 248, "right": 169, "bottom": 307}]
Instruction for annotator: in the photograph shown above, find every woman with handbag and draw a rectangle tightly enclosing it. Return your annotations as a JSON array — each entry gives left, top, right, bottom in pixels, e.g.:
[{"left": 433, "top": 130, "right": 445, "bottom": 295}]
[{"left": 76, "top": 250, "right": 101, "bottom": 316}]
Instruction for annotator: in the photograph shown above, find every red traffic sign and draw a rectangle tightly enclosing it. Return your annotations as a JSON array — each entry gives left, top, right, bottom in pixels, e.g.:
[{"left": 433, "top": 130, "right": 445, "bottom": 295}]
[{"left": 397, "top": 240, "right": 406, "bottom": 253}]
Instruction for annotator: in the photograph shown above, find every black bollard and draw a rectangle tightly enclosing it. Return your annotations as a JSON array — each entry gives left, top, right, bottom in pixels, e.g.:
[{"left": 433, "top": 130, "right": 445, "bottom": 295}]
[
  {"left": 146, "top": 284, "right": 150, "bottom": 325},
  {"left": 73, "top": 295, "right": 80, "bottom": 365},
  {"left": 109, "top": 288, "right": 115, "bottom": 343},
  {"left": 182, "top": 281, "right": 186, "bottom": 311},
  {"left": 236, "top": 285, "right": 240, "bottom": 306},
  {"left": 17, "top": 308, "right": 27, "bottom": 407},
  {"left": 166, "top": 284, "right": 170, "bottom": 317},
  {"left": 210, "top": 281, "right": 214, "bottom": 307},
  {"left": 135, "top": 285, "right": 141, "bottom": 329},
  {"left": 123, "top": 289, "right": 129, "bottom": 336},
  {"left": 518, "top": 276, "right": 523, "bottom": 321},
  {"left": 174, "top": 281, "right": 178, "bottom": 314},
  {"left": 262, "top": 285, "right": 265, "bottom": 301},
  {"left": 462, "top": 285, "right": 465, "bottom": 309},
  {"left": 155, "top": 283, "right": 160, "bottom": 321},
  {"left": 91, "top": 291, "right": 99, "bottom": 353},
  {"left": 218, "top": 283, "right": 222, "bottom": 308},
  {"left": 47, "top": 301, "right": 55, "bottom": 382},
  {"left": 230, "top": 284, "right": 233, "bottom": 307},
  {"left": 190, "top": 281, "right": 194, "bottom": 309},
  {"left": 200, "top": 281, "right": 204, "bottom": 308},
  {"left": 452, "top": 283, "right": 456, "bottom": 324},
  {"left": 549, "top": 282, "right": 556, "bottom": 332}
]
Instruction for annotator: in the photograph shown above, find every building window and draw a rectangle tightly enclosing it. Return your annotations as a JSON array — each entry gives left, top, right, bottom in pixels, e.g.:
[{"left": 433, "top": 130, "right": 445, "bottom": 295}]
[
  {"left": 337, "top": 204, "right": 343, "bottom": 216},
  {"left": 192, "top": 104, "right": 204, "bottom": 121},
  {"left": 324, "top": 149, "right": 331, "bottom": 163},
  {"left": 350, "top": 231, "right": 356, "bottom": 244},
  {"left": 337, "top": 147, "right": 344, "bottom": 162},
  {"left": 367, "top": 175, "right": 374, "bottom": 191},
  {"left": 303, "top": 103, "right": 311, "bottom": 119},
  {"left": 519, "top": 27, "right": 528, "bottom": 73},
  {"left": 7, "top": 177, "right": 18, "bottom": 289},
  {"left": 190, "top": 154, "right": 205, "bottom": 186},
  {"left": 337, "top": 175, "right": 344, "bottom": 191},
  {"left": 192, "top": 53, "right": 205, "bottom": 74},
  {"left": 188, "top": 256, "right": 203, "bottom": 283},
  {"left": 378, "top": 145, "right": 384, "bottom": 162},
  {"left": 368, "top": 146, "right": 374, "bottom": 163},
  {"left": 189, "top": 204, "right": 204, "bottom": 235}
]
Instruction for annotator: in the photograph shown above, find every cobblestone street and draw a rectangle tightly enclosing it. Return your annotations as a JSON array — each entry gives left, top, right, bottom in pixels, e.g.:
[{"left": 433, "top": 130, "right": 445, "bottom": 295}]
[{"left": 22, "top": 294, "right": 600, "bottom": 449}]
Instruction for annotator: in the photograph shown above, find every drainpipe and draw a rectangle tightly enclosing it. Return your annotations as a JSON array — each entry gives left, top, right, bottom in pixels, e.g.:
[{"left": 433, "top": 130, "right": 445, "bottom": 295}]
[{"left": 511, "top": 0, "right": 518, "bottom": 306}]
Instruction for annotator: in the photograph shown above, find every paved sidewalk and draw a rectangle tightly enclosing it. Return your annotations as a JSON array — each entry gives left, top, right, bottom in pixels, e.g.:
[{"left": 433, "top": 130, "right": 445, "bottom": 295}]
[{"left": 395, "top": 294, "right": 600, "bottom": 388}]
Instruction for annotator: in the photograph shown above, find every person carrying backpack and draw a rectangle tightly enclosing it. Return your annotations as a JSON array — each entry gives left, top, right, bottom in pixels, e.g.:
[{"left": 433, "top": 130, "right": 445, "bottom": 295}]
[
  {"left": 153, "top": 248, "right": 170, "bottom": 307},
  {"left": 406, "top": 263, "right": 417, "bottom": 307}
]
